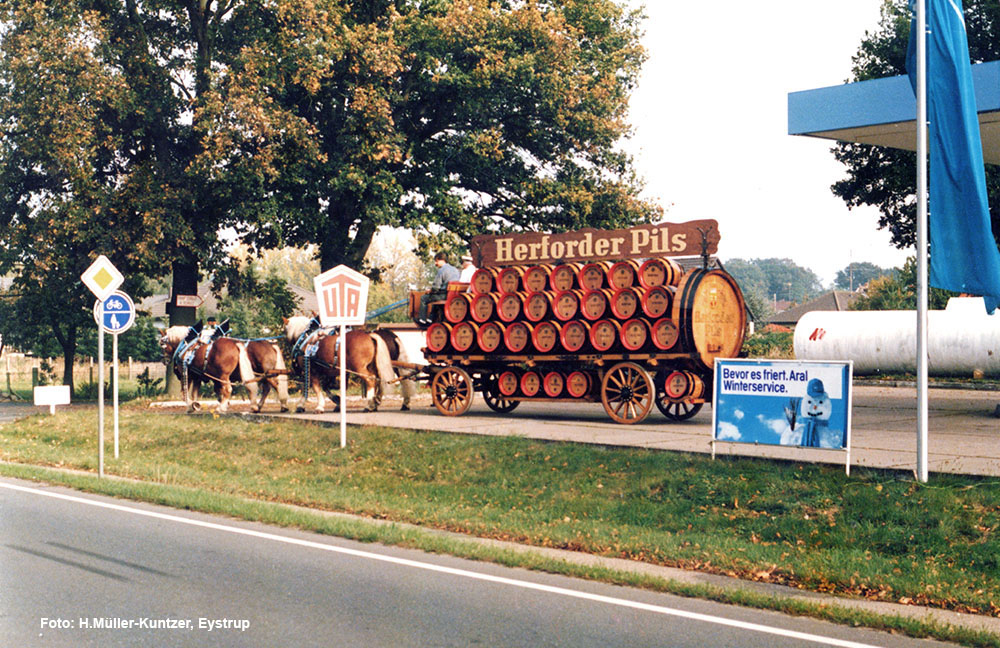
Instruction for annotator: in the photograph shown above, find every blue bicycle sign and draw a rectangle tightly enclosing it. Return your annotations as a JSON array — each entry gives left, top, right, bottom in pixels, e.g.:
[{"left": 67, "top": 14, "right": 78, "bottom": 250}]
[{"left": 93, "top": 290, "right": 136, "bottom": 334}]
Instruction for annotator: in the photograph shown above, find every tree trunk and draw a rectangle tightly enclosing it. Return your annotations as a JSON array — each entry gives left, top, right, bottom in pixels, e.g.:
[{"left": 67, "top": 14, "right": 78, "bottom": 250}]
[{"left": 166, "top": 260, "right": 198, "bottom": 397}]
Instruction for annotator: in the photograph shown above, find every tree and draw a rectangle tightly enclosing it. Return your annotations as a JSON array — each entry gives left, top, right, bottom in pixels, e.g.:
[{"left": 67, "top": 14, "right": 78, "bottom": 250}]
[
  {"left": 851, "top": 257, "right": 952, "bottom": 310},
  {"left": 240, "top": 0, "right": 659, "bottom": 271},
  {"left": 832, "top": 0, "right": 1000, "bottom": 249},
  {"left": 833, "top": 262, "right": 895, "bottom": 291},
  {"left": 723, "top": 258, "right": 824, "bottom": 306}
]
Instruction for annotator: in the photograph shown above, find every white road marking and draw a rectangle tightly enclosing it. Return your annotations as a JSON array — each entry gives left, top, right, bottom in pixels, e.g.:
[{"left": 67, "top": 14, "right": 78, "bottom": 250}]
[{"left": 2, "top": 481, "right": 882, "bottom": 648}]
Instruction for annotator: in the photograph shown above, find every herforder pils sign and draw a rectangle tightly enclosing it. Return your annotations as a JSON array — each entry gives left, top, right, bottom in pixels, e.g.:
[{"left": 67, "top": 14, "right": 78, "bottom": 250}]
[{"left": 469, "top": 220, "right": 719, "bottom": 267}]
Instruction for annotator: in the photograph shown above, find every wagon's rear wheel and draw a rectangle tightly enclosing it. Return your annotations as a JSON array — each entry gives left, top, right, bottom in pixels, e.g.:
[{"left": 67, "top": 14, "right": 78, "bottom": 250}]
[
  {"left": 600, "top": 362, "right": 653, "bottom": 424},
  {"left": 654, "top": 370, "right": 704, "bottom": 421},
  {"left": 482, "top": 373, "right": 519, "bottom": 413},
  {"left": 431, "top": 366, "right": 474, "bottom": 416}
]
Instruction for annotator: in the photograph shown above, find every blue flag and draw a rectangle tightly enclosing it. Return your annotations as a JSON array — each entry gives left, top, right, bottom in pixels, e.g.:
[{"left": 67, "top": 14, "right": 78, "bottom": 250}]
[{"left": 906, "top": 0, "right": 1000, "bottom": 312}]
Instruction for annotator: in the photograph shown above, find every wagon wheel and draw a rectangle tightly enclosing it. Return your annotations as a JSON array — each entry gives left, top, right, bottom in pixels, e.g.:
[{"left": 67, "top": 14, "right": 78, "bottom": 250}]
[
  {"left": 654, "top": 370, "right": 704, "bottom": 421},
  {"left": 600, "top": 361, "right": 653, "bottom": 425},
  {"left": 431, "top": 366, "right": 474, "bottom": 416},
  {"left": 482, "top": 373, "right": 519, "bottom": 413}
]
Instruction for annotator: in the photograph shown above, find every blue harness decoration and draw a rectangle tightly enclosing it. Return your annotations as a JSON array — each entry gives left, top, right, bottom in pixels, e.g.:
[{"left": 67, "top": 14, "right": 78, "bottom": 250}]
[{"left": 291, "top": 319, "right": 341, "bottom": 402}]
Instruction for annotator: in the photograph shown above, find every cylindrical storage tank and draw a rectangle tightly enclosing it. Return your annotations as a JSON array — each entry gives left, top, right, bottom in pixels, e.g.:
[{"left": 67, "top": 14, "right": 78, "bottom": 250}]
[
  {"left": 559, "top": 320, "right": 590, "bottom": 352},
  {"left": 503, "top": 321, "right": 530, "bottom": 353},
  {"left": 530, "top": 321, "right": 559, "bottom": 353},
  {"left": 794, "top": 297, "right": 1000, "bottom": 376},
  {"left": 619, "top": 318, "right": 649, "bottom": 351},
  {"left": 496, "top": 266, "right": 525, "bottom": 293},
  {"left": 520, "top": 370, "right": 541, "bottom": 397},
  {"left": 608, "top": 259, "right": 641, "bottom": 289},
  {"left": 609, "top": 287, "right": 640, "bottom": 320},
  {"left": 469, "top": 292, "right": 498, "bottom": 323},
  {"left": 672, "top": 269, "right": 747, "bottom": 371},
  {"left": 589, "top": 319, "right": 621, "bottom": 352},
  {"left": 565, "top": 371, "right": 592, "bottom": 398},
  {"left": 496, "top": 292, "right": 524, "bottom": 323},
  {"left": 649, "top": 318, "right": 680, "bottom": 351},
  {"left": 523, "top": 265, "right": 552, "bottom": 292},
  {"left": 578, "top": 261, "right": 611, "bottom": 290},
  {"left": 580, "top": 289, "right": 610, "bottom": 321},
  {"left": 470, "top": 268, "right": 497, "bottom": 294},
  {"left": 662, "top": 370, "right": 706, "bottom": 402},
  {"left": 640, "top": 285, "right": 674, "bottom": 319},
  {"left": 497, "top": 370, "right": 520, "bottom": 396},
  {"left": 425, "top": 322, "right": 452, "bottom": 353},
  {"left": 522, "top": 291, "right": 552, "bottom": 322},
  {"left": 638, "top": 258, "right": 683, "bottom": 289},
  {"left": 542, "top": 371, "right": 565, "bottom": 397},
  {"left": 450, "top": 321, "right": 476, "bottom": 353},
  {"left": 444, "top": 292, "right": 472, "bottom": 323},
  {"left": 475, "top": 321, "right": 503, "bottom": 353},
  {"left": 550, "top": 263, "right": 581, "bottom": 291},
  {"left": 551, "top": 289, "right": 582, "bottom": 321}
]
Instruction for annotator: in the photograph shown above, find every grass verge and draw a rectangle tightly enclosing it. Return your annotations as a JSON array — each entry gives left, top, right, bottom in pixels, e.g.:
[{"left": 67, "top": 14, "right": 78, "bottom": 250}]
[{"left": 2, "top": 407, "right": 1000, "bottom": 646}]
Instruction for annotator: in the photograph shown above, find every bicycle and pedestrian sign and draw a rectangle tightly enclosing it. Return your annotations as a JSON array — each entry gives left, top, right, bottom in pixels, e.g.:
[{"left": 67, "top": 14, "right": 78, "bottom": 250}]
[{"left": 92, "top": 291, "right": 136, "bottom": 334}]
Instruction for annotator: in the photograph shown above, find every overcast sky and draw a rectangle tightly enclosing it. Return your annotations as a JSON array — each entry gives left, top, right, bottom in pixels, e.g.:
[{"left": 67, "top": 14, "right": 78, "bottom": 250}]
[{"left": 622, "top": 1, "right": 912, "bottom": 285}]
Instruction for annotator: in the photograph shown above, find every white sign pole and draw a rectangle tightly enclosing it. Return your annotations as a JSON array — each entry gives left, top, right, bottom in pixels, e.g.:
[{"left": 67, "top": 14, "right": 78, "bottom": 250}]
[
  {"left": 113, "top": 331, "right": 120, "bottom": 458},
  {"left": 98, "top": 302, "right": 105, "bottom": 478},
  {"left": 915, "top": 0, "right": 930, "bottom": 483},
  {"left": 340, "top": 323, "right": 347, "bottom": 449}
]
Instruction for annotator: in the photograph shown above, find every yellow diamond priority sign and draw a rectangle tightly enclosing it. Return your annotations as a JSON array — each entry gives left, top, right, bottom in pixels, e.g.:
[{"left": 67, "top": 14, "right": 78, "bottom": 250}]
[{"left": 81, "top": 255, "right": 124, "bottom": 301}]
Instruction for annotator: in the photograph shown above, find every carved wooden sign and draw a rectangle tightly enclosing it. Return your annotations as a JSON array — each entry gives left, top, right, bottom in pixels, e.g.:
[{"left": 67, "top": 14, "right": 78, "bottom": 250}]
[{"left": 469, "top": 220, "right": 719, "bottom": 267}]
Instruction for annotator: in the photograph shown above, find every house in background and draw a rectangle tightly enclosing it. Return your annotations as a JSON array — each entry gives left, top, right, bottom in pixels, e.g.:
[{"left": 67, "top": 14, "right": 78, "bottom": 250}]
[{"left": 766, "top": 290, "right": 860, "bottom": 329}]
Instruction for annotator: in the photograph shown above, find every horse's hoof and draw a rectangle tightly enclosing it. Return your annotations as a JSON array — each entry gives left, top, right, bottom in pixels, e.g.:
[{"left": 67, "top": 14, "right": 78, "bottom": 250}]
[
  {"left": 251, "top": 407, "right": 261, "bottom": 414},
  {"left": 280, "top": 407, "right": 289, "bottom": 413},
  {"left": 295, "top": 406, "right": 306, "bottom": 413},
  {"left": 400, "top": 405, "right": 410, "bottom": 411}
]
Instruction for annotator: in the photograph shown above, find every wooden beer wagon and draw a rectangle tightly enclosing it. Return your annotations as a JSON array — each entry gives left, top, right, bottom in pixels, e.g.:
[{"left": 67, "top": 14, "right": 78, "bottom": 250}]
[{"left": 408, "top": 221, "right": 747, "bottom": 425}]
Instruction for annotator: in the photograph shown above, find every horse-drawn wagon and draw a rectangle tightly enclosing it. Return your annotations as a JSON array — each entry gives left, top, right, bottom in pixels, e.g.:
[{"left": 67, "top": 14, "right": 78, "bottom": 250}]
[{"left": 409, "top": 221, "right": 748, "bottom": 425}]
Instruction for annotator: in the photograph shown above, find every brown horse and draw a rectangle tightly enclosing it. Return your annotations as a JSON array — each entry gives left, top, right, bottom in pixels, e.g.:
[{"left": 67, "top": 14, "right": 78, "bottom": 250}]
[
  {"left": 245, "top": 339, "right": 290, "bottom": 412},
  {"left": 160, "top": 326, "right": 258, "bottom": 413},
  {"left": 372, "top": 328, "right": 418, "bottom": 411},
  {"left": 283, "top": 316, "right": 395, "bottom": 413}
]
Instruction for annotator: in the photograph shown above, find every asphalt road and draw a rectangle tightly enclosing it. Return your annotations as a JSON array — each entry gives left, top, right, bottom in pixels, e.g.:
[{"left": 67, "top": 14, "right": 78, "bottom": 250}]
[{"left": 0, "top": 477, "right": 960, "bottom": 647}]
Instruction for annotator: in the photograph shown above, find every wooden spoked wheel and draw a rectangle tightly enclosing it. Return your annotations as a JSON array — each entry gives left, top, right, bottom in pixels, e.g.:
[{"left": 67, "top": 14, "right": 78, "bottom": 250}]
[
  {"left": 600, "top": 362, "right": 653, "bottom": 424},
  {"left": 431, "top": 366, "right": 474, "bottom": 416},
  {"left": 654, "top": 370, "right": 704, "bottom": 421},
  {"left": 482, "top": 373, "right": 520, "bottom": 413}
]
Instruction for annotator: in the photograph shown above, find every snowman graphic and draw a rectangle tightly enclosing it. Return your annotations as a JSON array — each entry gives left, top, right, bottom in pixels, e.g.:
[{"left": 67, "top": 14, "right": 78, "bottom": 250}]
[{"left": 784, "top": 378, "right": 843, "bottom": 448}]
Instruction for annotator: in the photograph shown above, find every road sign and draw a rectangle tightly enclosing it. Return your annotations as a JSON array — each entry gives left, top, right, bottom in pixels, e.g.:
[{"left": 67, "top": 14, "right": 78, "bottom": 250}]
[
  {"left": 81, "top": 255, "right": 124, "bottom": 301},
  {"left": 93, "top": 291, "right": 136, "bottom": 334},
  {"left": 313, "top": 265, "right": 370, "bottom": 326}
]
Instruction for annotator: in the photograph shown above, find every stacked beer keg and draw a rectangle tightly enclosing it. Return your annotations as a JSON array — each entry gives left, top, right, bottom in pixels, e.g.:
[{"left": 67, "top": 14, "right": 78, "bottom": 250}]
[{"left": 425, "top": 257, "right": 693, "bottom": 356}]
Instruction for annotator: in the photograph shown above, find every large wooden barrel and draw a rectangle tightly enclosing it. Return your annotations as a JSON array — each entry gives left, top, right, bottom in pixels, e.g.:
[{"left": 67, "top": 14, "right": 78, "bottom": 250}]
[
  {"left": 523, "top": 265, "right": 552, "bottom": 292},
  {"left": 496, "top": 292, "right": 524, "bottom": 323},
  {"left": 551, "top": 289, "right": 582, "bottom": 321},
  {"left": 649, "top": 318, "right": 680, "bottom": 351},
  {"left": 542, "top": 371, "right": 565, "bottom": 397},
  {"left": 638, "top": 258, "right": 683, "bottom": 289},
  {"left": 608, "top": 259, "right": 640, "bottom": 289},
  {"left": 469, "top": 293, "right": 498, "bottom": 323},
  {"left": 619, "top": 318, "right": 649, "bottom": 351},
  {"left": 565, "top": 371, "right": 592, "bottom": 398},
  {"left": 470, "top": 268, "right": 496, "bottom": 294},
  {"left": 425, "top": 322, "right": 452, "bottom": 353},
  {"left": 580, "top": 289, "right": 610, "bottom": 321},
  {"left": 559, "top": 320, "right": 589, "bottom": 352},
  {"left": 475, "top": 321, "right": 503, "bottom": 353},
  {"left": 450, "top": 321, "right": 477, "bottom": 353},
  {"left": 520, "top": 370, "right": 541, "bottom": 397},
  {"left": 578, "top": 261, "right": 611, "bottom": 290},
  {"left": 671, "top": 269, "right": 746, "bottom": 371},
  {"left": 503, "top": 321, "right": 530, "bottom": 353},
  {"left": 529, "top": 320, "right": 559, "bottom": 353},
  {"left": 550, "top": 263, "right": 581, "bottom": 291},
  {"left": 589, "top": 319, "right": 621, "bottom": 352},
  {"left": 444, "top": 292, "right": 472, "bottom": 323},
  {"left": 609, "top": 287, "right": 640, "bottom": 320},
  {"left": 523, "top": 291, "right": 552, "bottom": 322},
  {"left": 640, "top": 285, "right": 674, "bottom": 319},
  {"left": 497, "top": 266, "right": 525, "bottom": 293}
]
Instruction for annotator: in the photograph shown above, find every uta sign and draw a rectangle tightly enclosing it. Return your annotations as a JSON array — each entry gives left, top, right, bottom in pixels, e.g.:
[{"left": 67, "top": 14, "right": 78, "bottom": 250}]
[{"left": 313, "top": 265, "right": 370, "bottom": 326}]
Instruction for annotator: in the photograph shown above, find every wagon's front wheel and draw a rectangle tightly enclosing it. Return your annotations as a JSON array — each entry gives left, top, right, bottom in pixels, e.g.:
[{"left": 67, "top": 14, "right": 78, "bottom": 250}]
[
  {"left": 600, "top": 362, "right": 653, "bottom": 424},
  {"left": 431, "top": 366, "right": 474, "bottom": 416}
]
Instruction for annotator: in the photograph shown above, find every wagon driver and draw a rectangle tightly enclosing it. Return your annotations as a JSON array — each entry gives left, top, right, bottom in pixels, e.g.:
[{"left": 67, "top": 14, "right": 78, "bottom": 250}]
[{"left": 417, "top": 251, "right": 460, "bottom": 325}]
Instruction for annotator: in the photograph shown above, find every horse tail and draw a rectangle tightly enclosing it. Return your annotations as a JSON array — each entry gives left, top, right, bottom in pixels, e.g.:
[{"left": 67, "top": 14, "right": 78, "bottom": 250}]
[
  {"left": 392, "top": 332, "right": 417, "bottom": 402},
  {"left": 236, "top": 342, "right": 259, "bottom": 402},
  {"left": 371, "top": 333, "right": 396, "bottom": 395},
  {"left": 271, "top": 342, "right": 289, "bottom": 402}
]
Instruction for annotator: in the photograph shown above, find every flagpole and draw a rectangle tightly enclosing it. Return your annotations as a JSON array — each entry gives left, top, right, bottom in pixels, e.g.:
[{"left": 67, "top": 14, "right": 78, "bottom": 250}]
[{"left": 916, "top": 0, "right": 930, "bottom": 483}]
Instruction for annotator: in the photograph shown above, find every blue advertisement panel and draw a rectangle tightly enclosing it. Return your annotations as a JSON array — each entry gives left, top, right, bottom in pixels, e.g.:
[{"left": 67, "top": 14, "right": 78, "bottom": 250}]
[{"left": 713, "top": 359, "right": 852, "bottom": 450}]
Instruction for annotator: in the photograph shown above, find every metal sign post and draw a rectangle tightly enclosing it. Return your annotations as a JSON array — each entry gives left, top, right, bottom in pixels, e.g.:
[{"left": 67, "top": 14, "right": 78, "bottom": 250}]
[
  {"left": 81, "top": 256, "right": 125, "bottom": 478},
  {"left": 93, "top": 291, "right": 135, "bottom": 459},
  {"left": 313, "top": 265, "right": 370, "bottom": 449}
]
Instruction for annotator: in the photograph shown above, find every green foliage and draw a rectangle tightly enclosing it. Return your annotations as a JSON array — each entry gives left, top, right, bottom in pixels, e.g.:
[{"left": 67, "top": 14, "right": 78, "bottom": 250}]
[
  {"left": 832, "top": 0, "right": 1000, "bottom": 249},
  {"left": 833, "top": 262, "right": 895, "bottom": 291},
  {"left": 724, "top": 258, "right": 824, "bottom": 307},
  {"left": 741, "top": 331, "right": 794, "bottom": 358},
  {"left": 851, "top": 257, "right": 953, "bottom": 310},
  {"left": 366, "top": 282, "right": 411, "bottom": 324},
  {"left": 134, "top": 368, "right": 163, "bottom": 398},
  {"left": 213, "top": 263, "right": 301, "bottom": 338}
]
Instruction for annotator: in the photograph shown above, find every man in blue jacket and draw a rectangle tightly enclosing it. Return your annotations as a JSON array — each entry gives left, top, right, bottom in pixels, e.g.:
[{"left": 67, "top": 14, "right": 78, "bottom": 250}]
[{"left": 417, "top": 252, "right": 460, "bottom": 325}]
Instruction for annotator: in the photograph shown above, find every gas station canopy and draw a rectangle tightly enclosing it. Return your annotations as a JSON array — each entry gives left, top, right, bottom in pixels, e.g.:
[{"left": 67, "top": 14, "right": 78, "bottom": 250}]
[{"left": 788, "top": 59, "right": 1000, "bottom": 164}]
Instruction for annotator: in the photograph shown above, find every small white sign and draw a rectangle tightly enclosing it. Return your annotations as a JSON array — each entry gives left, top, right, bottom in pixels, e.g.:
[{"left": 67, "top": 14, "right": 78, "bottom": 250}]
[
  {"left": 81, "top": 255, "right": 124, "bottom": 302},
  {"left": 313, "top": 265, "right": 370, "bottom": 326},
  {"left": 34, "top": 385, "right": 71, "bottom": 415},
  {"left": 174, "top": 294, "right": 202, "bottom": 308}
]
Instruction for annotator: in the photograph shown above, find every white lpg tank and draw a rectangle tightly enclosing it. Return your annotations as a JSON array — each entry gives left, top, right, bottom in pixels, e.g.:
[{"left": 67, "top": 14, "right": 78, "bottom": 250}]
[{"left": 794, "top": 297, "right": 1000, "bottom": 377}]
